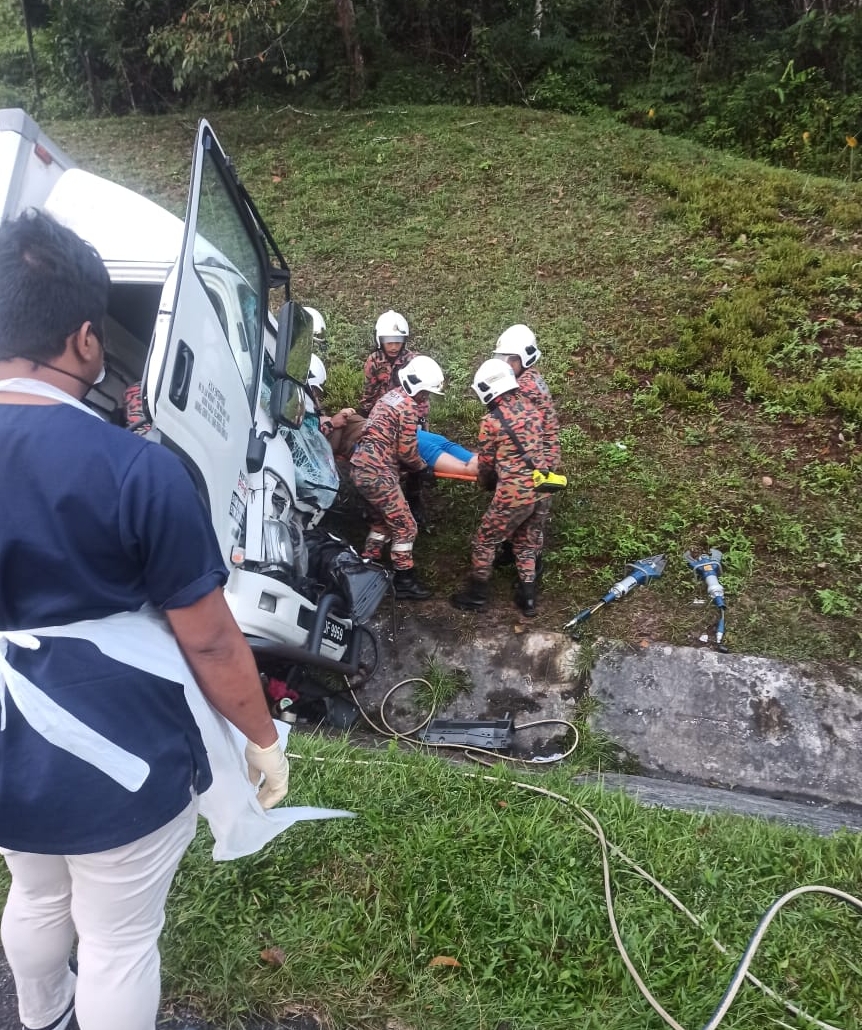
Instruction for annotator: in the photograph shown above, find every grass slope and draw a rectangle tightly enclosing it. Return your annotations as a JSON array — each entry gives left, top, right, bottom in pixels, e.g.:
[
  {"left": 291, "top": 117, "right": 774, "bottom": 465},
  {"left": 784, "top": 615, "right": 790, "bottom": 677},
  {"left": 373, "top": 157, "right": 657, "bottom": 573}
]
[
  {"left": 48, "top": 103, "right": 862, "bottom": 662},
  {"left": 4, "top": 104, "right": 862, "bottom": 1027}
]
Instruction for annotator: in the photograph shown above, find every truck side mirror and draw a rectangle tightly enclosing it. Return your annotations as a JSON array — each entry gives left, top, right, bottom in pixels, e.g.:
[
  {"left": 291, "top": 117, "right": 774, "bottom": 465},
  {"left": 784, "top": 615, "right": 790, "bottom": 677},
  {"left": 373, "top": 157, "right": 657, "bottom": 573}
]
[
  {"left": 270, "top": 377, "right": 305, "bottom": 430},
  {"left": 270, "top": 301, "right": 312, "bottom": 431}
]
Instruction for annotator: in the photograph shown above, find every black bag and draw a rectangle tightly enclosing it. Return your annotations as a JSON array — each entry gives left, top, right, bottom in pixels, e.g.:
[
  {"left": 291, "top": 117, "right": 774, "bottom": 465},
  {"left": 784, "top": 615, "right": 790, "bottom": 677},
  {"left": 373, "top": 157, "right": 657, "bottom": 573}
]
[{"left": 304, "top": 528, "right": 391, "bottom": 622}]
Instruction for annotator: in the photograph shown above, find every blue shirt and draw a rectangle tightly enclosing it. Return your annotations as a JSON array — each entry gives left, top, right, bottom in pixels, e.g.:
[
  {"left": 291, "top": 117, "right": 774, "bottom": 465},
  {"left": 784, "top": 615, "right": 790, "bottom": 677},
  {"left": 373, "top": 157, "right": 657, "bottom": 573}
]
[
  {"left": 0, "top": 402, "right": 228, "bottom": 854},
  {"left": 417, "top": 430, "right": 473, "bottom": 468}
]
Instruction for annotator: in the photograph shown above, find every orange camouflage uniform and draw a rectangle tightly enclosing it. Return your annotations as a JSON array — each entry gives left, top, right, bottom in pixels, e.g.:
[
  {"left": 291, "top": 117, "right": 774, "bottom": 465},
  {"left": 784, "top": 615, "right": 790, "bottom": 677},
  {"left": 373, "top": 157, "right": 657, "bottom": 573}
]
[
  {"left": 517, "top": 367, "right": 560, "bottom": 468},
  {"left": 516, "top": 366, "right": 561, "bottom": 549},
  {"left": 472, "top": 390, "right": 545, "bottom": 583},
  {"left": 357, "top": 348, "right": 416, "bottom": 418},
  {"left": 350, "top": 387, "right": 430, "bottom": 570}
]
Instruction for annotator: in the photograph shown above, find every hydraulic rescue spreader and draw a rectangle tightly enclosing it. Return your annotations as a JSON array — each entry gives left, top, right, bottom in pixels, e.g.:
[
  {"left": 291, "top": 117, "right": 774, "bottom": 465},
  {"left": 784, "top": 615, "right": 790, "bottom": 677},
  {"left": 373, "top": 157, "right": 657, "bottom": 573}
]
[
  {"left": 564, "top": 554, "right": 667, "bottom": 635},
  {"left": 684, "top": 548, "right": 728, "bottom": 652}
]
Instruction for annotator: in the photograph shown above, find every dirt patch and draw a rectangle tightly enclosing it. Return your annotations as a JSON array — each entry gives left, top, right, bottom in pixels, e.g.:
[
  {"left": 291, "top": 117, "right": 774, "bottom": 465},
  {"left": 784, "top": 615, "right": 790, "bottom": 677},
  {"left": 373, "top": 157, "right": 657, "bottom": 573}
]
[{"left": 484, "top": 688, "right": 542, "bottom": 717}]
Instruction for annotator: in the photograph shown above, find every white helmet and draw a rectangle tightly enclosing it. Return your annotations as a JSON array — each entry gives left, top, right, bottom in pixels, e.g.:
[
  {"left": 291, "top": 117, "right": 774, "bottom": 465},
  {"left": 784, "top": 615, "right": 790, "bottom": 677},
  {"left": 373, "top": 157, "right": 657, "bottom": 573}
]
[
  {"left": 375, "top": 309, "right": 410, "bottom": 349},
  {"left": 494, "top": 323, "right": 541, "bottom": 369},
  {"left": 303, "top": 306, "right": 327, "bottom": 348},
  {"left": 399, "top": 355, "right": 445, "bottom": 397},
  {"left": 307, "top": 354, "right": 327, "bottom": 391},
  {"left": 473, "top": 358, "right": 518, "bottom": 405}
]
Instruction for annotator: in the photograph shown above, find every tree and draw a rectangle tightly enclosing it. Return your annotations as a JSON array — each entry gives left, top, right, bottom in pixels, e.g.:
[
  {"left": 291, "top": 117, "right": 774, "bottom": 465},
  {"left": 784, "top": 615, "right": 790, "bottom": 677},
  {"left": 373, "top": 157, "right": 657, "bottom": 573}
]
[
  {"left": 18, "top": 0, "right": 41, "bottom": 106},
  {"left": 334, "top": 0, "right": 364, "bottom": 103},
  {"left": 533, "top": 0, "right": 543, "bottom": 39},
  {"left": 147, "top": 0, "right": 320, "bottom": 100}
]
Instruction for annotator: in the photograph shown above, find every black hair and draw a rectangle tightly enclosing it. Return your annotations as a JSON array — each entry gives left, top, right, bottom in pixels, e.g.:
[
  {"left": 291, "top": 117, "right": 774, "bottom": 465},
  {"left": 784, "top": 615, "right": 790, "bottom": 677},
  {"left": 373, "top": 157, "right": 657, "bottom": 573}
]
[{"left": 0, "top": 209, "right": 110, "bottom": 362}]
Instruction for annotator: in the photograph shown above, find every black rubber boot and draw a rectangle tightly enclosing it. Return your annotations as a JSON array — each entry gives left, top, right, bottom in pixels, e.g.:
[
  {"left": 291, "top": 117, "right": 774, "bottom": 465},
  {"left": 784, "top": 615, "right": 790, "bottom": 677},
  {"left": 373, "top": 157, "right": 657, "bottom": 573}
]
[
  {"left": 514, "top": 580, "right": 538, "bottom": 617},
  {"left": 493, "top": 539, "right": 516, "bottom": 568},
  {"left": 450, "top": 577, "right": 490, "bottom": 611},
  {"left": 534, "top": 551, "right": 544, "bottom": 588},
  {"left": 393, "top": 568, "right": 433, "bottom": 600}
]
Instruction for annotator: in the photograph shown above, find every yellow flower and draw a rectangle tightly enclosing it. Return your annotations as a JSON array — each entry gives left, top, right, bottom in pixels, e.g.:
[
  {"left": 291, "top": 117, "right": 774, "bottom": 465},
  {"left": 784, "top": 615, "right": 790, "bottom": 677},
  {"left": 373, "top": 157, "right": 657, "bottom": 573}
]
[
  {"left": 802, "top": 131, "right": 811, "bottom": 143},
  {"left": 847, "top": 135, "right": 858, "bottom": 148},
  {"left": 647, "top": 108, "right": 655, "bottom": 119}
]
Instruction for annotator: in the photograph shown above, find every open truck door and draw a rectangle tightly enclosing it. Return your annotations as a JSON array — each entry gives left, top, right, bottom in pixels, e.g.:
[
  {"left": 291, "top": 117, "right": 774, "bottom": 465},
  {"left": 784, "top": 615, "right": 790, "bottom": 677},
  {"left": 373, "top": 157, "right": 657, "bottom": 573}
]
[
  {"left": 132, "top": 118, "right": 388, "bottom": 713},
  {"left": 146, "top": 118, "right": 302, "bottom": 559}
]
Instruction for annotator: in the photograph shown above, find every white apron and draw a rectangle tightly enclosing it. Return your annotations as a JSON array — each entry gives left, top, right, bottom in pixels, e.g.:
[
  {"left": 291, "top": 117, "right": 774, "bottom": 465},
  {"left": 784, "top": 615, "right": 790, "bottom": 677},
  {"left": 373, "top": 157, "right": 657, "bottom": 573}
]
[{"left": 0, "top": 378, "right": 353, "bottom": 860}]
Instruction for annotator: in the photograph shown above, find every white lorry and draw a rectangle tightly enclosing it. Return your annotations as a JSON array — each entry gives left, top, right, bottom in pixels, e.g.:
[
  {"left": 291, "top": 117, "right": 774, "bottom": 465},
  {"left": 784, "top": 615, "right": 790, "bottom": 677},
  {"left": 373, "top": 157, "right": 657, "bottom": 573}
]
[{"left": 0, "top": 108, "right": 390, "bottom": 716}]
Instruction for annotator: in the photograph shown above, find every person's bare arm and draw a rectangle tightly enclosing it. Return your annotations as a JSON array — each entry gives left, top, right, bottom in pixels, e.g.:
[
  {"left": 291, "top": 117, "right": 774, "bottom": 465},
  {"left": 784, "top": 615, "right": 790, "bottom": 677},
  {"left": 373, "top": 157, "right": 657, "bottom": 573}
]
[
  {"left": 166, "top": 587, "right": 277, "bottom": 749},
  {"left": 433, "top": 451, "right": 478, "bottom": 477}
]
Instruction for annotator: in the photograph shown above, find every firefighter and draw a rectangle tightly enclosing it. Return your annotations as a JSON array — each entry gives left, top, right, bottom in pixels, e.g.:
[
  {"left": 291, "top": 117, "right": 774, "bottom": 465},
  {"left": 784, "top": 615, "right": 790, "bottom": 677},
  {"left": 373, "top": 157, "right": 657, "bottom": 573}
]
[
  {"left": 451, "top": 359, "right": 545, "bottom": 617},
  {"left": 298, "top": 352, "right": 364, "bottom": 457},
  {"left": 350, "top": 355, "right": 444, "bottom": 600},
  {"left": 357, "top": 309, "right": 438, "bottom": 527},
  {"left": 356, "top": 309, "right": 415, "bottom": 417},
  {"left": 491, "top": 324, "right": 561, "bottom": 576}
]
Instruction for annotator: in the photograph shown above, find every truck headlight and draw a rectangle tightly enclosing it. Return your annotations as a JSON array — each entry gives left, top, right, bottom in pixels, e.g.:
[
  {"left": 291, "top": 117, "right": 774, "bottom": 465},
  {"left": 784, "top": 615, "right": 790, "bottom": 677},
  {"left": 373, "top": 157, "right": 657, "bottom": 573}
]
[{"left": 262, "top": 515, "right": 308, "bottom": 577}]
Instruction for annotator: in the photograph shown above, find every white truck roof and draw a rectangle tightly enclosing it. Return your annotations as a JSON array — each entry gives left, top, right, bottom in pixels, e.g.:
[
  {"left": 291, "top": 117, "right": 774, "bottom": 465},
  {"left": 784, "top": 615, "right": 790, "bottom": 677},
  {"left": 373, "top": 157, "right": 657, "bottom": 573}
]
[
  {"left": 44, "top": 168, "right": 184, "bottom": 284},
  {"left": 1, "top": 107, "right": 184, "bottom": 284}
]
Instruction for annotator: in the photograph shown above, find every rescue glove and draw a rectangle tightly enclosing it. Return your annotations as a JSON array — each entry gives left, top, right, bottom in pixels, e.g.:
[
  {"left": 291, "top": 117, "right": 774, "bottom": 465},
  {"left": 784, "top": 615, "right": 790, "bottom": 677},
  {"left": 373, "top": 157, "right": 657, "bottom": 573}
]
[{"left": 245, "top": 739, "right": 290, "bottom": 809}]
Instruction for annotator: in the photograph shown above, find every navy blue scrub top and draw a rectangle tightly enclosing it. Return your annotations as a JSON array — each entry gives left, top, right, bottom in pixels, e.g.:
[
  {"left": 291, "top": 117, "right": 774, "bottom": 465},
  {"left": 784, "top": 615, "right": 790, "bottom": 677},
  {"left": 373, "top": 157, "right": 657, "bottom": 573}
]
[{"left": 0, "top": 402, "right": 228, "bottom": 854}]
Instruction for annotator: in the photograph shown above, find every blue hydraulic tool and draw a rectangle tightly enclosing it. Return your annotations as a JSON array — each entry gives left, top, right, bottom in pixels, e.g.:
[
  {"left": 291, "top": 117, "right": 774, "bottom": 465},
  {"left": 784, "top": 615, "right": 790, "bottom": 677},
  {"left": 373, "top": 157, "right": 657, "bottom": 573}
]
[
  {"left": 564, "top": 554, "right": 667, "bottom": 635},
  {"left": 684, "top": 548, "right": 728, "bottom": 652}
]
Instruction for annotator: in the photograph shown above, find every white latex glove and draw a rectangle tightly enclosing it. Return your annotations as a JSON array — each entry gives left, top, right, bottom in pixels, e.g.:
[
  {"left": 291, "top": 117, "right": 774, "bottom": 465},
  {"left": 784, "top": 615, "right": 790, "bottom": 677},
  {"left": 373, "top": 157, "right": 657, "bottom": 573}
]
[{"left": 245, "top": 739, "right": 289, "bottom": 810}]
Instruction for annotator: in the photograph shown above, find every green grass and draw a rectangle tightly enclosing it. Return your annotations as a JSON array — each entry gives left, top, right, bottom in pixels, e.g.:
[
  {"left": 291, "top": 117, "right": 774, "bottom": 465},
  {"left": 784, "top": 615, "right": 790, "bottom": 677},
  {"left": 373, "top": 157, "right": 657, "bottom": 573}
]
[
  {"left": 3, "top": 738, "right": 860, "bottom": 1029},
  {"left": 42, "top": 103, "right": 862, "bottom": 662},
  {"left": 39, "top": 737, "right": 862, "bottom": 1027}
]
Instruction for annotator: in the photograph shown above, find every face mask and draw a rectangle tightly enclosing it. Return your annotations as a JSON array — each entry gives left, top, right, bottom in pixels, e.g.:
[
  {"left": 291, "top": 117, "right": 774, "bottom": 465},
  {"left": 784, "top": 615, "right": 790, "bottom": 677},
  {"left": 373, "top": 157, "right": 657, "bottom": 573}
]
[
  {"left": 25, "top": 324, "right": 107, "bottom": 391},
  {"left": 30, "top": 352, "right": 107, "bottom": 391}
]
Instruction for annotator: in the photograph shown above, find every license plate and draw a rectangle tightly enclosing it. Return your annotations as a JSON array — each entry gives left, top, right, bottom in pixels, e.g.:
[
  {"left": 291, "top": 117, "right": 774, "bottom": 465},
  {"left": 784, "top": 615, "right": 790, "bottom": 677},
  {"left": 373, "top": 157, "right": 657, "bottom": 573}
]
[{"left": 322, "top": 618, "right": 350, "bottom": 647}]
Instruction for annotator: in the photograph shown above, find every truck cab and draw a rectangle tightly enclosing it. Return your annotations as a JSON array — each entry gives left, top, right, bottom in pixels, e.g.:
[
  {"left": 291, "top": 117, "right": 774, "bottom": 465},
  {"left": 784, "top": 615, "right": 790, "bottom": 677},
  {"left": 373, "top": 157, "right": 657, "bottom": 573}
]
[{"left": 0, "top": 110, "right": 389, "bottom": 703}]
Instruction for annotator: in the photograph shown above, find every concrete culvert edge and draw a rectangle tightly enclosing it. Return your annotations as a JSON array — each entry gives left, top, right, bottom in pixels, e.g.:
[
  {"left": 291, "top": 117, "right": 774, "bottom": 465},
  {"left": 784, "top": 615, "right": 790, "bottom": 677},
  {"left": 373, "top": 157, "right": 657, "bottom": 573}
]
[{"left": 362, "top": 606, "right": 862, "bottom": 815}]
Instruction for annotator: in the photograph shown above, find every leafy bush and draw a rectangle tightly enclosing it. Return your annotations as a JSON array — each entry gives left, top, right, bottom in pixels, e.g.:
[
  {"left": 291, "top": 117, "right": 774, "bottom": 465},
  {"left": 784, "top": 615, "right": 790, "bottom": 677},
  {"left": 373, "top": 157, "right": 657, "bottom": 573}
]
[
  {"left": 368, "top": 62, "right": 452, "bottom": 105},
  {"left": 530, "top": 68, "right": 610, "bottom": 115}
]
